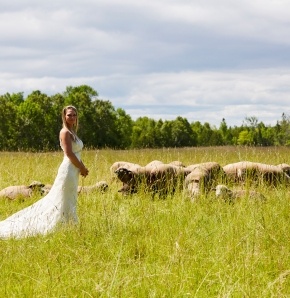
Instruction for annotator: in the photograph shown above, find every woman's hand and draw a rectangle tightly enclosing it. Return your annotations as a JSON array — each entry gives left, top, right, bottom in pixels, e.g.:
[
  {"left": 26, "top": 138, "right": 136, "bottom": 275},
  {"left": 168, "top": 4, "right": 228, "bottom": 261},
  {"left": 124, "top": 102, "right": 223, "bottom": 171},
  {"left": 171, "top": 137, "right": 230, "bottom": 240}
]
[
  {"left": 80, "top": 160, "right": 89, "bottom": 177},
  {"left": 80, "top": 165, "right": 89, "bottom": 177}
]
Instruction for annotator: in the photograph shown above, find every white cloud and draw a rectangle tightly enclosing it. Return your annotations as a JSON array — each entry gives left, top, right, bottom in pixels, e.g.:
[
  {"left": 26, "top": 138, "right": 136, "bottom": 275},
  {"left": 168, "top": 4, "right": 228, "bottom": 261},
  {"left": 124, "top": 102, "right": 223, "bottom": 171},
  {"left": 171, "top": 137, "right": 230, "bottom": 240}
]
[{"left": 0, "top": 0, "right": 290, "bottom": 128}]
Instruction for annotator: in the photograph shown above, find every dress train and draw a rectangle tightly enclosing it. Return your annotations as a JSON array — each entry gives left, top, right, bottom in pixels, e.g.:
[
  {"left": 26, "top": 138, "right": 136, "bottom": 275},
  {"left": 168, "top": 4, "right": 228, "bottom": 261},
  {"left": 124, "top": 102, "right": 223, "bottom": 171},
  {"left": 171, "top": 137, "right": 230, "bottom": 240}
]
[{"left": 0, "top": 138, "right": 83, "bottom": 239}]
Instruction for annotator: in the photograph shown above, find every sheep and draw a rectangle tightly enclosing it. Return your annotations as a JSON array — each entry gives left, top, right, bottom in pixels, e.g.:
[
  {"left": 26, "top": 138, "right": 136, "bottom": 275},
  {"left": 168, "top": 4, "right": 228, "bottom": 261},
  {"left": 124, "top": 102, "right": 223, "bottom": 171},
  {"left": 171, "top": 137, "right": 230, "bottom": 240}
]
[
  {"left": 149, "top": 163, "right": 189, "bottom": 197},
  {"left": 41, "top": 184, "right": 53, "bottom": 195},
  {"left": 185, "top": 162, "right": 224, "bottom": 178},
  {"left": 117, "top": 183, "right": 137, "bottom": 196},
  {"left": 277, "top": 163, "right": 290, "bottom": 176},
  {"left": 109, "top": 161, "right": 142, "bottom": 180},
  {"left": 256, "top": 162, "right": 290, "bottom": 184},
  {"left": 184, "top": 166, "right": 210, "bottom": 200},
  {"left": 113, "top": 160, "right": 163, "bottom": 181},
  {"left": 114, "top": 162, "right": 188, "bottom": 197},
  {"left": 223, "top": 161, "right": 254, "bottom": 182},
  {"left": 113, "top": 162, "right": 154, "bottom": 195},
  {"left": 144, "top": 160, "right": 164, "bottom": 170},
  {"left": 223, "top": 161, "right": 290, "bottom": 185},
  {"left": 41, "top": 181, "right": 109, "bottom": 196},
  {"left": 184, "top": 162, "right": 225, "bottom": 200},
  {"left": 214, "top": 184, "right": 266, "bottom": 203},
  {"left": 169, "top": 160, "right": 186, "bottom": 167},
  {"left": 78, "top": 181, "right": 109, "bottom": 194},
  {"left": 0, "top": 181, "right": 45, "bottom": 200},
  {"left": 114, "top": 166, "right": 152, "bottom": 195}
]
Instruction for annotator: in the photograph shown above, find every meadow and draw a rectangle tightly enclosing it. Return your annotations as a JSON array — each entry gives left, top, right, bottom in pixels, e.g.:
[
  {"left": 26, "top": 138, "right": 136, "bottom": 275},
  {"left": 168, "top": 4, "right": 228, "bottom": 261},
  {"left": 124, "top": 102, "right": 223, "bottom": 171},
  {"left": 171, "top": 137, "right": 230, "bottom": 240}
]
[{"left": 0, "top": 146, "right": 290, "bottom": 297}]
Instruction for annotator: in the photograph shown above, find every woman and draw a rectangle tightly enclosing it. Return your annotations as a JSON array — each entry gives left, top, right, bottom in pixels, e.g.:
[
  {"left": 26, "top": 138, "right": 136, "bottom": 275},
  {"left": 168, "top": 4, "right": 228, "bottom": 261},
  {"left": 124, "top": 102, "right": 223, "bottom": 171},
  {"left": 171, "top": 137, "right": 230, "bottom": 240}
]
[{"left": 0, "top": 105, "right": 89, "bottom": 239}]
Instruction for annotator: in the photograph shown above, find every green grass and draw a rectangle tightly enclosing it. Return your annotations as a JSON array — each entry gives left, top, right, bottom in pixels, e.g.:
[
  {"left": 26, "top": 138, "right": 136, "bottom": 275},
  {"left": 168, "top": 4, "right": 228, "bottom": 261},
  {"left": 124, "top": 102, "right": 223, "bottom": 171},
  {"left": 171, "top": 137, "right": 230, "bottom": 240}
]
[{"left": 0, "top": 146, "right": 290, "bottom": 297}]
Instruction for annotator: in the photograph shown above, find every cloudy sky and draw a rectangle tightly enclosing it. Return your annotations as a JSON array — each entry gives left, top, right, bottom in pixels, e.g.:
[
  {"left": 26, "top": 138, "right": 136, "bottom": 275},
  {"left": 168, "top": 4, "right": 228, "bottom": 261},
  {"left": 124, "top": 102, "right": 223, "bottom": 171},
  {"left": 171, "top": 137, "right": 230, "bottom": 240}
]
[{"left": 1, "top": 0, "right": 290, "bottom": 127}]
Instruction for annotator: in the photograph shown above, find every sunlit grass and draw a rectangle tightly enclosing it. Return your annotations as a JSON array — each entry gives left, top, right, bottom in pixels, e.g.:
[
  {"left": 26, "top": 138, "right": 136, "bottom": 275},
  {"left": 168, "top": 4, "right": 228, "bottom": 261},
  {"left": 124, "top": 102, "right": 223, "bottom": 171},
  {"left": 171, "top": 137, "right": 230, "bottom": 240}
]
[{"left": 0, "top": 146, "right": 290, "bottom": 297}]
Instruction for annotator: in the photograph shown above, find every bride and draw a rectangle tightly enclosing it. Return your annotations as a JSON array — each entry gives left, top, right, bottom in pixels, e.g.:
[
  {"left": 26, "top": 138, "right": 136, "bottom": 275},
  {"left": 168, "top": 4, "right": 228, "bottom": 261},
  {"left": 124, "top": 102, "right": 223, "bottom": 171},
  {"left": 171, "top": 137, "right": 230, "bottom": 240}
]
[{"left": 0, "top": 105, "right": 89, "bottom": 239}]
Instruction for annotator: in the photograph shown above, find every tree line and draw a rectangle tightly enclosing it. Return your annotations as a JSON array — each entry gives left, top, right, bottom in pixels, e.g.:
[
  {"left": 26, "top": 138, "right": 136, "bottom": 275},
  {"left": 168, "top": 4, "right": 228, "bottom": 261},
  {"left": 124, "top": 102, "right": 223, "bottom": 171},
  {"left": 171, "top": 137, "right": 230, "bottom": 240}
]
[{"left": 1, "top": 85, "right": 290, "bottom": 151}]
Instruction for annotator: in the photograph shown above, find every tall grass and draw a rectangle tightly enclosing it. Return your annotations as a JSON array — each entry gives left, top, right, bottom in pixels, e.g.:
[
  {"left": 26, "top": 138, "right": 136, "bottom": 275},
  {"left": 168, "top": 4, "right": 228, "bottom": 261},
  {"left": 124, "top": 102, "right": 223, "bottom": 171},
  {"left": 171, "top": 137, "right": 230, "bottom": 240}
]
[{"left": 0, "top": 146, "right": 290, "bottom": 297}]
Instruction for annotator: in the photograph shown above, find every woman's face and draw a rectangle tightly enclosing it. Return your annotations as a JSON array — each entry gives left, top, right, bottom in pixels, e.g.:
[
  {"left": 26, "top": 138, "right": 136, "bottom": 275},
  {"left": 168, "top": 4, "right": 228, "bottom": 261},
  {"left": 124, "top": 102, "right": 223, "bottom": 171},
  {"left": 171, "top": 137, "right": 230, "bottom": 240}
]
[{"left": 65, "top": 108, "right": 77, "bottom": 127}]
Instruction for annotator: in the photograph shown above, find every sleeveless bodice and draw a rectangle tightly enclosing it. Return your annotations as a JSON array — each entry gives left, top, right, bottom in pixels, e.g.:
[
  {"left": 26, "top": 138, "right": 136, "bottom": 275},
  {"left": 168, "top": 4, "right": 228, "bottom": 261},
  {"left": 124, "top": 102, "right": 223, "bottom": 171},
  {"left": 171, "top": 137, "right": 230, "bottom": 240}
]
[{"left": 60, "top": 138, "right": 83, "bottom": 158}]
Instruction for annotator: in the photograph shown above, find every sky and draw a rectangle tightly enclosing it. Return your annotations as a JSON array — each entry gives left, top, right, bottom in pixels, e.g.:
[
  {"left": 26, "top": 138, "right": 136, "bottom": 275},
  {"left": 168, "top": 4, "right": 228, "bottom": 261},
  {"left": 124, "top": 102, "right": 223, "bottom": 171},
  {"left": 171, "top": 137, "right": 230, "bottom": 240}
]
[{"left": 1, "top": 0, "right": 290, "bottom": 127}]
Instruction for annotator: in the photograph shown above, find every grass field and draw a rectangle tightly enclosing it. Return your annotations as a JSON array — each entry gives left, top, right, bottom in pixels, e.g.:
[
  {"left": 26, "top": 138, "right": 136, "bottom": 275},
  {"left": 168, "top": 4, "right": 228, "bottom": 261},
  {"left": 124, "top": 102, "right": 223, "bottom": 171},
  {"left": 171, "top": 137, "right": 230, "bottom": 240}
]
[{"left": 0, "top": 146, "right": 290, "bottom": 297}]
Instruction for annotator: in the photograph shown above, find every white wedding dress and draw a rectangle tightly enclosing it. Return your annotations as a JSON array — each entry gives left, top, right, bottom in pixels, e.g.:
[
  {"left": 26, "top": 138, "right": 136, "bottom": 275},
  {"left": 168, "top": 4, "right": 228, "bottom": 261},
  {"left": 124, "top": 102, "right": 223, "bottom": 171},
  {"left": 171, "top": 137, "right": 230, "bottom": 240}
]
[{"left": 0, "top": 138, "right": 83, "bottom": 239}]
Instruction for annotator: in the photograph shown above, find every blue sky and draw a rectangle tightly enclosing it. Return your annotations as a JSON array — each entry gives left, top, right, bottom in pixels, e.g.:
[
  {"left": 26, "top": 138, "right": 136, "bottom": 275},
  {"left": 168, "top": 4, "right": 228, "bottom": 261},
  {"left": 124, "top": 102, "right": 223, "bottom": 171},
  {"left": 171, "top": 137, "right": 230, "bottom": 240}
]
[{"left": 1, "top": 0, "right": 290, "bottom": 127}]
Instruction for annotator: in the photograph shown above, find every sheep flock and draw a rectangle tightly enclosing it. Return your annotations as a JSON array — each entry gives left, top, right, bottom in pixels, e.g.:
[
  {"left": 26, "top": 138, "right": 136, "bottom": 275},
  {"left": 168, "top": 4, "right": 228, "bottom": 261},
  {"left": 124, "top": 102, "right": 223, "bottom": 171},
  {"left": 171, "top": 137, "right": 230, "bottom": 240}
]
[
  {"left": 111, "top": 160, "right": 290, "bottom": 202},
  {"left": 1, "top": 160, "right": 290, "bottom": 203}
]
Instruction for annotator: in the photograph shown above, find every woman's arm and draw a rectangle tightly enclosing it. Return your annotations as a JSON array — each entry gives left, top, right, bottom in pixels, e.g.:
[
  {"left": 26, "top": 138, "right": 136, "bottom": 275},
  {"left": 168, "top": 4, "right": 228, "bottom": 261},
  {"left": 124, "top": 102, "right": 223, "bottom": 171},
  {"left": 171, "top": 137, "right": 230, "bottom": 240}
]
[{"left": 59, "top": 129, "right": 89, "bottom": 177}]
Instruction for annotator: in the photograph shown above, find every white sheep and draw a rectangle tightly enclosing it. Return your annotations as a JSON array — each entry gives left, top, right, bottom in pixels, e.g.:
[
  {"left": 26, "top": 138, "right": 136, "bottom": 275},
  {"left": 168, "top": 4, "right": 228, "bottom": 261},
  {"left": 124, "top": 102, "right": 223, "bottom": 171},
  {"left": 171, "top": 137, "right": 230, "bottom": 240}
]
[
  {"left": 78, "top": 181, "right": 109, "bottom": 194},
  {"left": 109, "top": 161, "right": 142, "bottom": 179},
  {"left": 184, "top": 162, "right": 224, "bottom": 200},
  {"left": 149, "top": 163, "right": 189, "bottom": 197},
  {"left": 168, "top": 160, "right": 186, "bottom": 167},
  {"left": 184, "top": 166, "right": 209, "bottom": 200},
  {"left": 223, "top": 161, "right": 290, "bottom": 185},
  {"left": 0, "top": 181, "right": 45, "bottom": 200},
  {"left": 114, "top": 166, "right": 151, "bottom": 195},
  {"left": 214, "top": 184, "right": 266, "bottom": 203},
  {"left": 277, "top": 163, "right": 290, "bottom": 176},
  {"left": 144, "top": 160, "right": 164, "bottom": 171},
  {"left": 114, "top": 162, "right": 188, "bottom": 197}
]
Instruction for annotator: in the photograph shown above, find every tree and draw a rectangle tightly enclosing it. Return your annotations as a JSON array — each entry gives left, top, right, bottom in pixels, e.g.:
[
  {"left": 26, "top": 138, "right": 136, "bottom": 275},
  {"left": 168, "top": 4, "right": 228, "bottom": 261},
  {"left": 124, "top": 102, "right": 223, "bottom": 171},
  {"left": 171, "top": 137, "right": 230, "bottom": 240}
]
[
  {"left": 160, "top": 120, "right": 173, "bottom": 147},
  {"left": 91, "top": 100, "right": 122, "bottom": 148},
  {"left": 274, "top": 113, "right": 290, "bottom": 146},
  {"left": 171, "top": 117, "right": 197, "bottom": 147},
  {"left": 115, "top": 108, "right": 133, "bottom": 149},
  {"left": 131, "top": 117, "right": 158, "bottom": 148},
  {"left": 219, "top": 118, "right": 233, "bottom": 145},
  {"left": 191, "top": 121, "right": 215, "bottom": 146},
  {"left": 2, "top": 85, "right": 290, "bottom": 150},
  {"left": 0, "top": 93, "right": 23, "bottom": 150},
  {"left": 17, "top": 91, "right": 55, "bottom": 150},
  {"left": 237, "top": 130, "right": 254, "bottom": 145}
]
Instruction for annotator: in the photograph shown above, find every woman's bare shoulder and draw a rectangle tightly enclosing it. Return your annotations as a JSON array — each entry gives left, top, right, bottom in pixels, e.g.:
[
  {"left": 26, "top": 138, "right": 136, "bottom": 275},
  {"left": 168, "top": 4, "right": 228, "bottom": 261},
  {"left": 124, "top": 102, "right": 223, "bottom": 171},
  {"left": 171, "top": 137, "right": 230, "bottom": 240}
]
[
  {"left": 60, "top": 128, "right": 70, "bottom": 137},
  {"left": 60, "top": 128, "right": 76, "bottom": 143}
]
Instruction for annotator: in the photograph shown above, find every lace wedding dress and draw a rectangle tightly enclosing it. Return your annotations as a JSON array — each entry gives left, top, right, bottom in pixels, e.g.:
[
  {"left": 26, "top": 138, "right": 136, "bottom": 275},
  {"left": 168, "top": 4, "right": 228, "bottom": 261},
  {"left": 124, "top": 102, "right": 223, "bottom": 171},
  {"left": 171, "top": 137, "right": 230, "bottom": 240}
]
[{"left": 0, "top": 138, "right": 83, "bottom": 239}]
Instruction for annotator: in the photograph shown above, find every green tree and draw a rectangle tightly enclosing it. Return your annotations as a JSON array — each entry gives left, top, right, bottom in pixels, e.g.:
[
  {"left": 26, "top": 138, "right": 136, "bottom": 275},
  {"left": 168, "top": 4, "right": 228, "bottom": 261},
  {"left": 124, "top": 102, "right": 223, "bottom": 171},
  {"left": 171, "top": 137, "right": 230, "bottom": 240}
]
[
  {"left": 191, "top": 122, "right": 215, "bottom": 146},
  {"left": 171, "top": 117, "right": 197, "bottom": 147},
  {"left": 219, "top": 118, "right": 233, "bottom": 145},
  {"left": 131, "top": 117, "right": 158, "bottom": 148},
  {"left": 0, "top": 93, "right": 24, "bottom": 150},
  {"left": 154, "top": 119, "right": 164, "bottom": 148},
  {"left": 237, "top": 129, "right": 254, "bottom": 145},
  {"left": 91, "top": 99, "right": 121, "bottom": 148},
  {"left": 255, "top": 122, "right": 274, "bottom": 146},
  {"left": 17, "top": 91, "right": 55, "bottom": 150},
  {"left": 160, "top": 120, "right": 173, "bottom": 147},
  {"left": 274, "top": 113, "right": 290, "bottom": 146},
  {"left": 48, "top": 93, "right": 67, "bottom": 149},
  {"left": 115, "top": 108, "right": 133, "bottom": 149},
  {"left": 243, "top": 116, "right": 260, "bottom": 145}
]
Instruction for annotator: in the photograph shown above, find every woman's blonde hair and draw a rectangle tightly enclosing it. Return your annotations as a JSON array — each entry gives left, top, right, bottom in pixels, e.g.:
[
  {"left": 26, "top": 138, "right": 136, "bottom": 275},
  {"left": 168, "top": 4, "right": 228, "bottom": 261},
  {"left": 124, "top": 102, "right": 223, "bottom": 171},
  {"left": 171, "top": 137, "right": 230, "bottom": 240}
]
[{"left": 62, "top": 105, "right": 79, "bottom": 133}]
